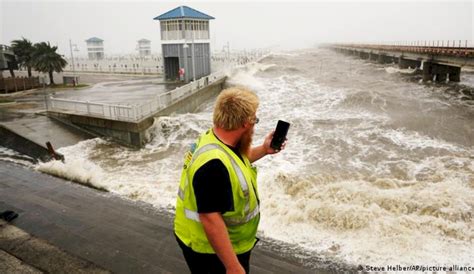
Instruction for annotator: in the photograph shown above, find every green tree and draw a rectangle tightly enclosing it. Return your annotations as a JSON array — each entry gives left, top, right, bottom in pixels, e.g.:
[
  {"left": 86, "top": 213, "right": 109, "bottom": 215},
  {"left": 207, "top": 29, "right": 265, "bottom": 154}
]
[
  {"left": 11, "top": 37, "right": 34, "bottom": 77},
  {"left": 32, "top": 42, "right": 67, "bottom": 85}
]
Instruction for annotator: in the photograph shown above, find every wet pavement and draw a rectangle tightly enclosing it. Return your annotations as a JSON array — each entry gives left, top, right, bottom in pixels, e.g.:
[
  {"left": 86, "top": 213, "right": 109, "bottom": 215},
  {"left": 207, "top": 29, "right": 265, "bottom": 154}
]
[
  {"left": 53, "top": 78, "right": 182, "bottom": 105},
  {"left": 2, "top": 71, "right": 180, "bottom": 105}
]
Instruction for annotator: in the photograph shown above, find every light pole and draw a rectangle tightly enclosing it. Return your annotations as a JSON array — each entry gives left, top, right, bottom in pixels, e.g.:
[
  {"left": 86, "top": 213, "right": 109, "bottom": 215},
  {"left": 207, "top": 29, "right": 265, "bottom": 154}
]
[
  {"left": 183, "top": 43, "right": 189, "bottom": 82},
  {"left": 191, "top": 29, "right": 196, "bottom": 81},
  {"left": 69, "top": 39, "right": 78, "bottom": 85},
  {"left": 183, "top": 35, "right": 196, "bottom": 82},
  {"left": 223, "top": 42, "right": 230, "bottom": 67}
]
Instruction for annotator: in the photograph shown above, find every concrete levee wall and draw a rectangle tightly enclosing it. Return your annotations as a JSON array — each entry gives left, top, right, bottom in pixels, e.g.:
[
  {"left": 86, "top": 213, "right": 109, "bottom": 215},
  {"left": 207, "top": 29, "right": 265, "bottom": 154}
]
[
  {"left": 46, "top": 111, "right": 154, "bottom": 147},
  {"left": 0, "top": 124, "right": 62, "bottom": 162}
]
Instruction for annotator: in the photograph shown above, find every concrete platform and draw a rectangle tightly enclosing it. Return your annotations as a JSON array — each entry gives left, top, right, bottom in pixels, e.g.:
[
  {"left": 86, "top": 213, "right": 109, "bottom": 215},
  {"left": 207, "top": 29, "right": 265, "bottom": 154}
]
[
  {"left": 1, "top": 115, "right": 92, "bottom": 149},
  {"left": 0, "top": 162, "right": 333, "bottom": 273}
]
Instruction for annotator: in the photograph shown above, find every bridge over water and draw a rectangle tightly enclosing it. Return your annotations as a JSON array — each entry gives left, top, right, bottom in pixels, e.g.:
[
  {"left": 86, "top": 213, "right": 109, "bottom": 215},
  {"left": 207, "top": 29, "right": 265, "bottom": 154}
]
[{"left": 330, "top": 41, "right": 474, "bottom": 82}]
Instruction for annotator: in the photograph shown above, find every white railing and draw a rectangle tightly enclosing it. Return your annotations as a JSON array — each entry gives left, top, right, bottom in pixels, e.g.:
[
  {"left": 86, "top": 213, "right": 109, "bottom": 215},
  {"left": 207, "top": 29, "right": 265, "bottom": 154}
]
[
  {"left": 344, "top": 40, "right": 474, "bottom": 48},
  {"left": 47, "top": 71, "right": 226, "bottom": 122},
  {"left": 48, "top": 98, "right": 136, "bottom": 121}
]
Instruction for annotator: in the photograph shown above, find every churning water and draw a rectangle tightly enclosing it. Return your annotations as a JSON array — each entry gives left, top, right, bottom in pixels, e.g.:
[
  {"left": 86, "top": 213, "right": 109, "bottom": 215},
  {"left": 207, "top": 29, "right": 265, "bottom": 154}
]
[{"left": 35, "top": 48, "right": 473, "bottom": 267}]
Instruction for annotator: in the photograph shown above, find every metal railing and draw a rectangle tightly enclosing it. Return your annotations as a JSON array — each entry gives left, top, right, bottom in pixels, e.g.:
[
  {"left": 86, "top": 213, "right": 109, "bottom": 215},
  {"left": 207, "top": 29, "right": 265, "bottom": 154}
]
[
  {"left": 332, "top": 40, "right": 474, "bottom": 57},
  {"left": 47, "top": 71, "right": 226, "bottom": 122},
  {"left": 337, "top": 40, "right": 474, "bottom": 48}
]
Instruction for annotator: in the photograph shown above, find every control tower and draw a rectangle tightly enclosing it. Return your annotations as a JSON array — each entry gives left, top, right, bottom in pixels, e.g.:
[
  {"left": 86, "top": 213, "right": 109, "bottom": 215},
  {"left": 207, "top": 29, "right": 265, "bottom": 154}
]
[{"left": 154, "top": 6, "right": 214, "bottom": 82}]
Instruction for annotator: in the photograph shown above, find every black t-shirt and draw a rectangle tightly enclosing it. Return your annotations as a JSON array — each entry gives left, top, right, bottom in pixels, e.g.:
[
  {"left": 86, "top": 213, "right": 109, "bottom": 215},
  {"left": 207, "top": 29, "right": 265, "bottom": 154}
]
[{"left": 192, "top": 141, "right": 244, "bottom": 214}]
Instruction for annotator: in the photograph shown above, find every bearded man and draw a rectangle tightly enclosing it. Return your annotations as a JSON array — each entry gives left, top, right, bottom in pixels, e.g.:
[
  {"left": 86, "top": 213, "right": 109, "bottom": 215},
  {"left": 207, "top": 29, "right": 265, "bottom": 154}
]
[{"left": 174, "top": 87, "right": 286, "bottom": 274}]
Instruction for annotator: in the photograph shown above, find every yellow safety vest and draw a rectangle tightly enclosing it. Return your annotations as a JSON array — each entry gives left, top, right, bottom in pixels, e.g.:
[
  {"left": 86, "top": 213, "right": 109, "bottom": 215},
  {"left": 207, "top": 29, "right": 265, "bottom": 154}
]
[{"left": 174, "top": 129, "right": 260, "bottom": 254}]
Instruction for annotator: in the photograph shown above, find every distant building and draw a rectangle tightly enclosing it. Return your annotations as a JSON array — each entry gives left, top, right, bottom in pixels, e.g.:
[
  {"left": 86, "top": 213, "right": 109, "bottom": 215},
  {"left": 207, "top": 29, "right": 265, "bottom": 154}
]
[
  {"left": 85, "top": 37, "right": 104, "bottom": 60},
  {"left": 154, "top": 6, "right": 214, "bottom": 82},
  {"left": 0, "top": 45, "right": 17, "bottom": 72},
  {"left": 137, "top": 39, "right": 152, "bottom": 57}
]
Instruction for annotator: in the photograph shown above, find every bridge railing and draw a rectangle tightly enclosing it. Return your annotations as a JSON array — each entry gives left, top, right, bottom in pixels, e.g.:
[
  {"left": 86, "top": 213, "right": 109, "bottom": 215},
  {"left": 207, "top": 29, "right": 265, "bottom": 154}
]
[
  {"left": 333, "top": 40, "right": 474, "bottom": 57},
  {"left": 337, "top": 40, "right": 474, "bottom": 48},
  {"left": 46, "top": 70, "right": 226, "bottom": 122}
]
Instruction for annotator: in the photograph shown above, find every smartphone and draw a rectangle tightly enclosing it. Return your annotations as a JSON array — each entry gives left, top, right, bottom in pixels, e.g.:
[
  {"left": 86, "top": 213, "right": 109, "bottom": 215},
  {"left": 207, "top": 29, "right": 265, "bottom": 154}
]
[{"left": 270, "top": 120, "right": 290, "bottom": 150}]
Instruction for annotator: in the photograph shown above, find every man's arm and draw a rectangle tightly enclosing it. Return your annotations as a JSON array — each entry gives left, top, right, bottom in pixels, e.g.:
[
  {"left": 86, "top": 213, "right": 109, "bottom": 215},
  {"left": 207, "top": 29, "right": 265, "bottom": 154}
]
[
  {"left": 199, "top": 212, "right": 245, "bottom": 274},
  {"left": 248, "top": 144, "right": 267, "bottom": 163}
]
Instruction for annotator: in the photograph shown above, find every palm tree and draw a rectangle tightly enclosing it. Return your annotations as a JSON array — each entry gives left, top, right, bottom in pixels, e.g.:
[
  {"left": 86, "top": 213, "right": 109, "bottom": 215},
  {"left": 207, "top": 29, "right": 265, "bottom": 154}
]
[
  {"left": 31, "top": 42, "right": 67, "bottom": 85},
  {"left": 11, "top": 37, "right": 34, "bottom": 77}
]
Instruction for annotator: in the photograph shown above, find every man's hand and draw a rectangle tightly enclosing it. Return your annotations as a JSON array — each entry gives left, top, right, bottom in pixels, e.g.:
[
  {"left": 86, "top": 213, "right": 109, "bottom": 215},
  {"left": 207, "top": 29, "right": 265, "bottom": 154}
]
[
  {"left": 262, "top": 130, "right": 287, "bottom": 155},
  {"left": 248, "top": 130, "right": 287, "bottom": 163}
]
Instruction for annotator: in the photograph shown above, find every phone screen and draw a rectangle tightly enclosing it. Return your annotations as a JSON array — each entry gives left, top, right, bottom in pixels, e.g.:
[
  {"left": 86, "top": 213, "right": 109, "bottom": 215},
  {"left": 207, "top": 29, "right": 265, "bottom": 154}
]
[{"left": 270, "top": 120, "right": 290, "bottom": 150}]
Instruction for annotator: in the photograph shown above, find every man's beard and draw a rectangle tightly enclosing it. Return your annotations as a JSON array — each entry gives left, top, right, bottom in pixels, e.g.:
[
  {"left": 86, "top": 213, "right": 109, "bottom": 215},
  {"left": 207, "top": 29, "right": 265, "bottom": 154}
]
[{"left": 238, "top": 127, "right": 254, "bottom": 157}]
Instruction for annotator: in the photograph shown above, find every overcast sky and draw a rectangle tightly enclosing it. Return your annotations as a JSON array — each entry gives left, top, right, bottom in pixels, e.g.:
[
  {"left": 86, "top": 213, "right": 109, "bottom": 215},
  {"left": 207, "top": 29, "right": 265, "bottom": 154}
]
[{"left": 1, "top": 0, "right": 472, "bottom": 56}]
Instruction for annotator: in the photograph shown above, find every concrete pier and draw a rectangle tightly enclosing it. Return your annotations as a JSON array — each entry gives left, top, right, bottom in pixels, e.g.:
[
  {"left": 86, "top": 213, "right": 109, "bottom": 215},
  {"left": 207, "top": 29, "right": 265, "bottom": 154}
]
[
  {"left": 422, "top": 61, "right": 461, "bottom": 82},
  {"left": 448, "top": 66, "right": 461, "bottom": 82},
  {"left": 46, "top": 77, "right": 226, "bottom": 147},
  {"left": 369, "top": 52, "right": 377, "bottom": 61},
  {"left": 422, "top": 61, "right": 434, "bottom": 81},
  {"left": 377, "top": 54, "right": 395, "bottom": 64},
  {"left": 0, "top": 115, "right": 91, "bottom": 162}
]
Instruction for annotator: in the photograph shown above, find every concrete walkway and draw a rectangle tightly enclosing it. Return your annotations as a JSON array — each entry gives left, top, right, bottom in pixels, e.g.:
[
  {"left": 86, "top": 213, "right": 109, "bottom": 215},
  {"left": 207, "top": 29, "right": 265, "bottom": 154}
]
[
  {"left": 0, "top": 220, "right": 108, "bottom": 273},
  {"left": 0, "top": 162, "right": 330, "bottom": 273}
]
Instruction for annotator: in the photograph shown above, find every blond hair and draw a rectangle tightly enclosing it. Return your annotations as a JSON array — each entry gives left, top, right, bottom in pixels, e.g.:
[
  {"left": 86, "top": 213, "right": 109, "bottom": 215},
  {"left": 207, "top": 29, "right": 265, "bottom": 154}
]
[{"left": 213, "top": 87, "right": 259, "bottom": 130}]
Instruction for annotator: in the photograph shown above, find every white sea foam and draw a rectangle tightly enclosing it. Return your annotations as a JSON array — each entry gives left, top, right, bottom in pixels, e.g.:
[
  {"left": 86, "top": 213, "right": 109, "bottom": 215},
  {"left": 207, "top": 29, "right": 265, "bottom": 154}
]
[
  {"left": 0, "top": 146, "right": 35, "bottom": 167},
  {"left": 258, "top": 168, "right": 473, "bottom": 266},
  {"left": 225, "top": 62, "right": 276, "bottom": 91},
  {"left": 385, "top": 66, "right": 418, "bottom": 74},
  {"left": 35, "top": 139, "right": 107, "bottom": 189}
]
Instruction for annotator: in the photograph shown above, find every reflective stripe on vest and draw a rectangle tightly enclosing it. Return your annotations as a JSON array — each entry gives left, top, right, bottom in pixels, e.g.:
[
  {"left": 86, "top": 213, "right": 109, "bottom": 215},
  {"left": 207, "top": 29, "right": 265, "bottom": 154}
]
[
  {"left": 178, "top": 143, "right": 258, "bottom": 226},
  {"left": 185, "top": 204, "right": 260, "bottom": 226}
]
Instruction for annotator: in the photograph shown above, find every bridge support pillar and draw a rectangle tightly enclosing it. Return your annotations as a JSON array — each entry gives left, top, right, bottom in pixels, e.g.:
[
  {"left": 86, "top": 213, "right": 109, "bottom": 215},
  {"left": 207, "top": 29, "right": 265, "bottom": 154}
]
[
  {"left": 369, "top": 53, "right": 377, "bottom": 61},
  {"left": 377, "top": 54, "right": 385, "bottom": 63},
  {"left": 448, "top": 66, "right": 461, "bottom": 82},
  {"left": 422, "top": 61, "right": 434, "bottom": 81},
  {"left": 435, "top": 73, "right": 447, "bottom": 82},
  {"left": 422, "top": 62, "right": 461, "bottom": 82},
  {"left": 377, "top": 55, "right": 394, "bottom": 64}
]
